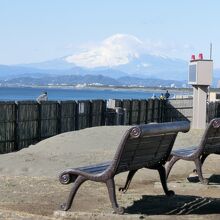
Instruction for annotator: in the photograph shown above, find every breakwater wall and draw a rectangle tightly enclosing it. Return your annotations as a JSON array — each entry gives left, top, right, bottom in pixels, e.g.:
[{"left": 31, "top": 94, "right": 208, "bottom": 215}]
[{"left": 1, "top": 98, "right": 218, "bottom": 154}]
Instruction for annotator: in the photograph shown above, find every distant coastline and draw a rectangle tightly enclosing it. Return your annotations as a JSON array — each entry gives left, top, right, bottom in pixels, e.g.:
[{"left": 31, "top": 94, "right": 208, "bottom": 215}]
[
  {"left": 0, "top": 84, "right": 193, "bottom": 94},
  {"left": 3, "top": 84, "right": 219, "bottom": 94}
]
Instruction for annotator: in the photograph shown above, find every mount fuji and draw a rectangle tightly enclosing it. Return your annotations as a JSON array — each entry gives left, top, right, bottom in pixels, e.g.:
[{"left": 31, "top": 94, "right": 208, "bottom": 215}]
[{"left": 13, "top": 34, "right": 188, "bottom": 81}]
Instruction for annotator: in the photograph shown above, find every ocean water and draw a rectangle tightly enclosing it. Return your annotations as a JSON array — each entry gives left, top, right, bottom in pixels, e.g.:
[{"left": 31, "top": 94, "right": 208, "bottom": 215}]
[{"left": 0, "top": 87, "right": 169, "bottom": 101}]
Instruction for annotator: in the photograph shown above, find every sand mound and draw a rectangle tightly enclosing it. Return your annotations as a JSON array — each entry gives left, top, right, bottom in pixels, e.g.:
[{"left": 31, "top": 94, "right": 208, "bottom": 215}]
[
  {"left": 0, "top": 125, "right": 205, "bottom": 178},
  {"left": 0, "top": 126, "right": 131, "bottom": 177}
]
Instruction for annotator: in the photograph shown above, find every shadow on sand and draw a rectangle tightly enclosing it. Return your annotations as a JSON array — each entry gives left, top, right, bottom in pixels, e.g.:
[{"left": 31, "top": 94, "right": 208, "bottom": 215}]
[
  {"left": 187, "top": 174, "right": 220, "bottom": 184},
  {"left": 125, "top": 194, "right": 220, "bottom": 215},
  {"left": 209, "top": 174, "right": 220, "bottom": 184}
]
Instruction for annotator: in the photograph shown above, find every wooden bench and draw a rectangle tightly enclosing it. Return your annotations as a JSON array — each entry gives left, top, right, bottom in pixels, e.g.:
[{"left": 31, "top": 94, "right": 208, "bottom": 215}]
[
  {"left": 59, "top": 121, "right": 190, "bottom": 214},
  {"left": 166, "top": 118, "right": 220, "bottom": 184}
]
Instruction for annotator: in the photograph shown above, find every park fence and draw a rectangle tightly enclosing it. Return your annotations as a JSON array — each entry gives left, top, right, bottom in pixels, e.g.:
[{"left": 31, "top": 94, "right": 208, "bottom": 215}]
[{"left": 0, "top": 98, "right": 219, "bottom": 154}]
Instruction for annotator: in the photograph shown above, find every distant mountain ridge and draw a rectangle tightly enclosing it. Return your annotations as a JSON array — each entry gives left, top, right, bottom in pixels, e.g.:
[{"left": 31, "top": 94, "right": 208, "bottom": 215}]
[
  {"left": 0, "top": 52, "right": 219, "bottom": 87},
  {"left": 14, "top": 53, "right": 188, "bottom": 80},
  {"left": 0, "top": 73, "right": 186, "bottom": 88}
]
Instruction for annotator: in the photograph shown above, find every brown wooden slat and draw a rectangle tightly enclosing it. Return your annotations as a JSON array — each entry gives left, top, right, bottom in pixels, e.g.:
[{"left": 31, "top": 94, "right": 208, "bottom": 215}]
[
  {"left": 0, "top": 102, "right": 16, "bottom": 153},
  {"left": 60, "top": 101, "right": 76, "bottom": 132}
]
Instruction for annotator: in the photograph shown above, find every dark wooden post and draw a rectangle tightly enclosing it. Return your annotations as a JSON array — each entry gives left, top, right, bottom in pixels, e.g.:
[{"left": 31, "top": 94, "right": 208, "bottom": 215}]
[
  {"left": 57, "top": 101, "right": 61, "bottom": 134},
  {"left": 105, "top": 108, "right": 116, "bottom": 125},
  {"left": 91, "top": 100, "right": 106, "bottom": 127},
  {"left": 37, "top": 102, "right": 42, "bottom": 142},
  {"left": 153, "top": 99, "right": 160, "bottom": 122},
  {"left": 40, "top": 101, "right": 59, "bottom": 140},
  {"left": 60, "top": 101, "right": 77, "bottom": 133},
  {"left": 159, "top": 99, "right": 166, "bottom": 122},
  {"left": 130, "top": 99, "right": 140, "bottom": 125},
  {"left": 147, "top": 99, "right": 154, "bottom": 123},
  {"left": 77, "top": 100, "right": 91, "bottom": 130},
  {"left": 16, "top": 101, "right": 39, "bottom": 149},
  {"left": 101, "top": 100, "right": 106, "bottom": 126},
  {"left": 122, "top": 99, "right": 131, "bottom": 125},
  {"left": 114, "top": 99, "right": 122, "bottom": 107},
  {"left": 139, "top": 99, "right": 147, "bottom": 124},
  {"left": 14, "top": 102, "right": 19, "bottom": 151}
]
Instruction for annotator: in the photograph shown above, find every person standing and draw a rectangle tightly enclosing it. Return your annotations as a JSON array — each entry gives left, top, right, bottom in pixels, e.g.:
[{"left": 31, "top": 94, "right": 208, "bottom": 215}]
[
  {"left": 165, "top": 90, "right": 170, "bottom": 99},
  {"left": 160, "top": 93, "right": 165, "bottom": 100}
]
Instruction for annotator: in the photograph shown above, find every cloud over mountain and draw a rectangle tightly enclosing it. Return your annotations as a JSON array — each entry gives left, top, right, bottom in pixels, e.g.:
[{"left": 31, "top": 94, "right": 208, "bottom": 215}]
[
  {"left": 65, "top": 34, "right": 144, "bottom": 68},
  {"left": 65, "top": 34, "right": 192, "bottom": 71}
]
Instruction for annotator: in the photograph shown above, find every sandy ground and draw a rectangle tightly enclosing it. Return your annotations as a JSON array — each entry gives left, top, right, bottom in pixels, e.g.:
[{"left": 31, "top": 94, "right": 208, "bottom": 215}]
[{"left": 0, "top": 125, "right": 219, "bottom": 219}]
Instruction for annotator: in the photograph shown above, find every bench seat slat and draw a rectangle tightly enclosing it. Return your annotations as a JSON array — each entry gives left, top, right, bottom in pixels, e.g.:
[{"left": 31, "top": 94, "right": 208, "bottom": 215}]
[
  {"left": 206, "top": 143, "right": 220, "bottom": 149},
  {"left": 75, "top": 161, "right": 111, "bottom": 174},
  {"left": 207, "top": 136, "right": 220, "bottom": 142},
  {"left": 204, "top": 145, "right": 220, "bottom": 154},
  {"left": 120, "top": 152, "right": 169, "bottom": 168},
  {"left": 124, "top": 138, "right": 175, "bottom": 153},
  {"left": 121, "top": 145, "right": 172, "bottom": 159},
  {"left": 172, "top": 146, "right": 197, "bottom": 156},
  {"left": 118, "top": 158, "right": 165, "bottom": 172}
]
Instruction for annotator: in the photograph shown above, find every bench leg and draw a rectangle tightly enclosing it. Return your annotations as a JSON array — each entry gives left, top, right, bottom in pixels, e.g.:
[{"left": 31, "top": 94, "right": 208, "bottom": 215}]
[
  {"left": 157, "top": 166, "right": 175, "bottom": 196},
  {"left": 60, "top": 176, "right": 87, "bottom": 211},
  {"left": 194, "top": 158, "right": 209, "bottom": 184},
  {"left": 119, "top": 169, "right": 138, "bottom": 193},
  {"left": 106, "top": 179, "right": 124, "bottom": 214},
  {"left": 192, "top": 154, "right": 209, "bottom": 173},
  {"left": 166, "top": 155, "right": 180, "bottom": 179}
]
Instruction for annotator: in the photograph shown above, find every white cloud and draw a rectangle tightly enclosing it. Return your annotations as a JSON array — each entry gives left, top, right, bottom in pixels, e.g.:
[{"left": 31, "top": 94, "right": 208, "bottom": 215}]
[
  {"left": 65, "top": 34, "right": 192, "bottom": 68},
  {"left": 65, "top": 34, "right": 144, "bottom": 68}
]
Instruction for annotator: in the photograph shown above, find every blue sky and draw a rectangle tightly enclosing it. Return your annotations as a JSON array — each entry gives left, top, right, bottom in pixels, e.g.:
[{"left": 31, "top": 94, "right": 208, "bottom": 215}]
[{"left": 0, "top": 0, "right": 220, "bottom": 67}]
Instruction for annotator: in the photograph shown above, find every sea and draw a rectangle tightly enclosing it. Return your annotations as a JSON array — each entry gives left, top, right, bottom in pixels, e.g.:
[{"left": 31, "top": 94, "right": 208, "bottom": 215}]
[{"left": 0, "top": 87, "right": 188, "bottom": 101}]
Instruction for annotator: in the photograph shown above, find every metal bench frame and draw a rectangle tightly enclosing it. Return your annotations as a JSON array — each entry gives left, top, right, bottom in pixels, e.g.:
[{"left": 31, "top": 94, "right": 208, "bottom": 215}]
[
  {"left": 59, "top": 121, "right": 189, "bottom": 214},
  {"left": 166, "top": 118, "right": 220, "bottom": 184}
]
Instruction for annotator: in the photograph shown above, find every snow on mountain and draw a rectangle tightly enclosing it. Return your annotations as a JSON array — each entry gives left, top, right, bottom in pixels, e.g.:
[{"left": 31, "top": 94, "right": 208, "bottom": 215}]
[
  {"left": 64, "top": 34, "right": 188, "bottom": 80},
  {"left": 65, "top": 34, "right": 143, "bottom": 68}
]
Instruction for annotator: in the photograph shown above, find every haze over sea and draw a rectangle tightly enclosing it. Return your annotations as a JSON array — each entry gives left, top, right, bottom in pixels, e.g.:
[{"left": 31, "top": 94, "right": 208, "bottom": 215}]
[{"left": 0, "top": 87, "right": 175, "bottom": 101}]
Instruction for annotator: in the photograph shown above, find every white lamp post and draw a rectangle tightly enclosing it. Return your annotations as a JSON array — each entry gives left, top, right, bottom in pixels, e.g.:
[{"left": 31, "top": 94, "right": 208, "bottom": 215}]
[{"left": 188, "top": 53, "right": 213, "bottom": 129}]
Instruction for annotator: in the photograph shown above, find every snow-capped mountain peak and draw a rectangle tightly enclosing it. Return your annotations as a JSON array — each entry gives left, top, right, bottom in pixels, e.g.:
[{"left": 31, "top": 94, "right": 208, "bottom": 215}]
[{"left": 65, "top": 34, "right": 144, "bottom": 68}]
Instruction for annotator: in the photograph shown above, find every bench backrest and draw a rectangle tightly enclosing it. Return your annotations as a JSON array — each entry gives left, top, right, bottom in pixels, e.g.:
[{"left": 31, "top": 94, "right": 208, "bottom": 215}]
[
  {"left": 199, "top": 118, "right": 220, "bottom": 154},
  {"left": 111, "top": 121, "right": 190, "bottom": 174}
]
